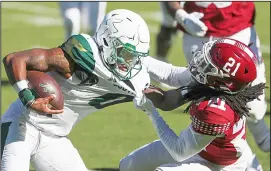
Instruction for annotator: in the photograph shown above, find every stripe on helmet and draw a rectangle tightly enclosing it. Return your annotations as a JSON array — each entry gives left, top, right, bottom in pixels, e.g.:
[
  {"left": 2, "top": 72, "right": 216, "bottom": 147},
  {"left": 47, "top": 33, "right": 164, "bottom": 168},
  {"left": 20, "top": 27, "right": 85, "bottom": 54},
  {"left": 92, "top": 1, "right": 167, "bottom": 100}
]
[
  {"left": 222, "top": 38, "right": 236, "bottom": 45},
  {"left": 219, "top": 38, "right": 255, "bottom": 59}
]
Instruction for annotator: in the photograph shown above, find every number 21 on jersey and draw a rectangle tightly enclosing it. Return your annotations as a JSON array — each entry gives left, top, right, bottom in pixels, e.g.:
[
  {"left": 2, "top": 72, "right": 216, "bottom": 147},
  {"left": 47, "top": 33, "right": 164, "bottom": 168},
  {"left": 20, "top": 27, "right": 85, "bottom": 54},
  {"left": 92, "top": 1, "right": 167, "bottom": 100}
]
[{"left": 208, "top": 98, "right": 226, "bottom": 111}]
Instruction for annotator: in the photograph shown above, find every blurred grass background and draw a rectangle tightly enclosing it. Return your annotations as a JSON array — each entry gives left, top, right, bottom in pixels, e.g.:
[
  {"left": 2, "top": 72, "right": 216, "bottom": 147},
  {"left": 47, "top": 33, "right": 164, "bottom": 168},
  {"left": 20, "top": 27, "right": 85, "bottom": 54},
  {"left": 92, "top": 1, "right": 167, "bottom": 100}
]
[{"left": 1, "top": 2, "right": 270, "bottom": 170}]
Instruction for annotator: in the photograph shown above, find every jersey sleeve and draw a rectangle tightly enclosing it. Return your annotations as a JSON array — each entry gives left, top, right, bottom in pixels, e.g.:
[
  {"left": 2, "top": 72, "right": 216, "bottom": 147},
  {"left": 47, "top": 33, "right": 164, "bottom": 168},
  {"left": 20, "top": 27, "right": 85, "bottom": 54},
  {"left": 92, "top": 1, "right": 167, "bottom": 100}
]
[
  {"left": 148, "top": 107, "right": 216, "bottom": 162},
  {"left": 59, "top": 34, "right": 95, "bottom": 73},
  {"left": 143, "top": 56, "right": 195, "bottom": 88},
  {"left": 189, "top": 100, "right": 234, "bottom": 136}
]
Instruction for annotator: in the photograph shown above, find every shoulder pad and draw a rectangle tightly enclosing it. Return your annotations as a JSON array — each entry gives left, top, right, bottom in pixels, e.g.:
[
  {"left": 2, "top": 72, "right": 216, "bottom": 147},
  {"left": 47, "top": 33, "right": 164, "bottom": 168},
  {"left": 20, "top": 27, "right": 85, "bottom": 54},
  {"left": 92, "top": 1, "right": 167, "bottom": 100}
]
[{"left": 60, "top": 34, "right": 95, "bottom": 73}]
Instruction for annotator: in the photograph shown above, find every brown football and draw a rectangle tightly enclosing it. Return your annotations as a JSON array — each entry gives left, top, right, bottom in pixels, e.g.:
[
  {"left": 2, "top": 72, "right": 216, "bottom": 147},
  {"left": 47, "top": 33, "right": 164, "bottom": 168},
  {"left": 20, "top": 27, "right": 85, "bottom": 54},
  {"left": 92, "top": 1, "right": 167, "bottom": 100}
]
[{"left": 27, "top": 71, "right": 64, "bottom": 110}]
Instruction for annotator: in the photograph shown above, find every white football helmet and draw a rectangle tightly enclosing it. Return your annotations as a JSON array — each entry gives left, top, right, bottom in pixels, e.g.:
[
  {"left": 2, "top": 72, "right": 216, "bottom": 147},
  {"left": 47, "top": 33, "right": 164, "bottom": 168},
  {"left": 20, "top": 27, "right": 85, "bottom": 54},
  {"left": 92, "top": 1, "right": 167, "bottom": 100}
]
[{"left": 95, "top": 9, "right": 150, "bottom": 80}]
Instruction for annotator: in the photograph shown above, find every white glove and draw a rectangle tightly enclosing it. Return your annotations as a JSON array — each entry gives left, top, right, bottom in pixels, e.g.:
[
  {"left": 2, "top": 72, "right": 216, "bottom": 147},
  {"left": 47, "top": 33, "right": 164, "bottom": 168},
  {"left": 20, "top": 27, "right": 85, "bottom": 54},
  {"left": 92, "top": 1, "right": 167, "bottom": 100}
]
[
  {"left": 133, "top": 94, "right": 155, "bottom": 115},
  {"left": 175, "top": 9, "right": 208, "bottom": 37}
]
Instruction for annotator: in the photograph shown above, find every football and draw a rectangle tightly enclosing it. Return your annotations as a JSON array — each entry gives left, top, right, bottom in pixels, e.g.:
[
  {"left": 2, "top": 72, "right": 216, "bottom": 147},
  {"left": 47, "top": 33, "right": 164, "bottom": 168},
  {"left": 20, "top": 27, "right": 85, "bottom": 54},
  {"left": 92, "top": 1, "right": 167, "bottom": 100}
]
[{"left": 27, "top": 71, "right": 64, "bottom": 110}]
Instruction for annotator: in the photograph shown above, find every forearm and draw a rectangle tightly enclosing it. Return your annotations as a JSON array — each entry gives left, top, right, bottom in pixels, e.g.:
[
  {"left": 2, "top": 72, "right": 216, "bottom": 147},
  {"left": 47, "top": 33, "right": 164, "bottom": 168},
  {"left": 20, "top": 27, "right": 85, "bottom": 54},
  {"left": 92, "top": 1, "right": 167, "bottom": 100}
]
[
  {"left": 3, "top": 48, "right": 71, "bottom": 86},
  {"left": 148, "top": 108, "right": 215, "bottom": 162},
  {"left": 144, "top": 56, "right": 191, "bottom": 87},
  {"left": 157, "top": 89, "right": 186, "bottom": 111}
]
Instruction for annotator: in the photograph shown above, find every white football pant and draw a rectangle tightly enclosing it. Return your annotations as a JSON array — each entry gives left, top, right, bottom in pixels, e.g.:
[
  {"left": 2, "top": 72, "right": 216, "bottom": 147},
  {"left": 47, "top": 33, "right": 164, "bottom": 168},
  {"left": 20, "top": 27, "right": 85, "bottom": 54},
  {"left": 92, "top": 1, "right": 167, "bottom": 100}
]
[{"left": 1, "top": 119, "right": 88, "bottom": 171}]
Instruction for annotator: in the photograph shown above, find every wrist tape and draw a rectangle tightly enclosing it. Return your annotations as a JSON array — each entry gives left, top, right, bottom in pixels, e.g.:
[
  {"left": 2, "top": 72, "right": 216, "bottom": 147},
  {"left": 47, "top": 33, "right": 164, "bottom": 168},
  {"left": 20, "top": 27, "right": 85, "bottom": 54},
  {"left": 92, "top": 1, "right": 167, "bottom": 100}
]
[
  {"left": 13, "top": 80, "right": 29, "bottom": 93},
  {"left": 18, "top": 88, "right": 37, "bottom": 108}
]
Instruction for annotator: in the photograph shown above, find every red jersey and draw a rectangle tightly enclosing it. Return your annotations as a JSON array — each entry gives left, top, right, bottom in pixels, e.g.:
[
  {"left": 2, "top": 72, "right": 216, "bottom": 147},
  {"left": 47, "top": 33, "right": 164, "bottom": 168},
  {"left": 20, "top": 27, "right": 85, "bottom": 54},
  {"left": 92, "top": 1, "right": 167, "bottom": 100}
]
[
  {"left": 177, "top": 2, "right": 256, "bottom": 37},
  {"left": 190, "top": 98, "right": 246, "bottom": 165}
]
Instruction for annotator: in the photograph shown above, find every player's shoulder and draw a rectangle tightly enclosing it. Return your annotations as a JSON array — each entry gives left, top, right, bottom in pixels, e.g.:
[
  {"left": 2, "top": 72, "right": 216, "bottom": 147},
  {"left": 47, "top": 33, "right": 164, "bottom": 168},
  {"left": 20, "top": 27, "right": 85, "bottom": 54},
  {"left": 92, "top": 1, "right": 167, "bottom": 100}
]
[
  {"left": 189, "top": 98, "right": 239, "bottom": 136},
  {"left": 59, "top": 34, "right": 101, "bottom": 73},
  {"left": 77, "top": 34, "right": 100, "bottom": 57},
  {"left": 63, "top": 33, "right": 95, "bottom": 50},
  {"left": 190, "top": 98, "right": 236, "bottom": 124}
]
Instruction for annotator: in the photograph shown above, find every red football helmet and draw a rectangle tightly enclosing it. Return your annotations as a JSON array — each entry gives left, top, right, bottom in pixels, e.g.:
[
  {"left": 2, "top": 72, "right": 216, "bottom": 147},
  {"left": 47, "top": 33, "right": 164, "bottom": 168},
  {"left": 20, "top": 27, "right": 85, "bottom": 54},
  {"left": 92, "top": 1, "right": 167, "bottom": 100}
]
[{"left": 189, "top": 38, "right": 257, "bottom": 94}]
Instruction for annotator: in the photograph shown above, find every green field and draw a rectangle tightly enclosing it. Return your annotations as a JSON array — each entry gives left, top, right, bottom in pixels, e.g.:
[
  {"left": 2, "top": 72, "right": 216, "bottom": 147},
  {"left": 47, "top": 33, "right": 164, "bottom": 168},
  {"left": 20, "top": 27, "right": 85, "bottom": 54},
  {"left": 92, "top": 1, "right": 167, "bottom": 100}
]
[{"left": 1, "top": 2, "right": 270, "bottom": 171}]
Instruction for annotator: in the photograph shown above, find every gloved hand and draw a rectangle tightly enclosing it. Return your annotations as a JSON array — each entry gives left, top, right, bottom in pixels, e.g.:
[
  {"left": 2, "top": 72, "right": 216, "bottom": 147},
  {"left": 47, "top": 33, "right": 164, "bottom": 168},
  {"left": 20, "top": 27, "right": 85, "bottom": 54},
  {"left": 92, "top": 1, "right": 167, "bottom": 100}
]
[
  {"left": 133, "top": 94, "right": 155, "bottom": 115},
  {"left": 175, "top": 9, "right": 208, "bottom": 37}
]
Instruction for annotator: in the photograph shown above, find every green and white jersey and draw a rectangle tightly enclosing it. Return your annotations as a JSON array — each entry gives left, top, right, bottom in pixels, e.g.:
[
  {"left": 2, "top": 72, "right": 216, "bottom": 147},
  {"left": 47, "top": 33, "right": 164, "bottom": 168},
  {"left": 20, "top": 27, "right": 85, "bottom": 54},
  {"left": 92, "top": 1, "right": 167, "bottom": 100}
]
[{"left": 24, "top": 34, "right": 150, "bottom": 136}]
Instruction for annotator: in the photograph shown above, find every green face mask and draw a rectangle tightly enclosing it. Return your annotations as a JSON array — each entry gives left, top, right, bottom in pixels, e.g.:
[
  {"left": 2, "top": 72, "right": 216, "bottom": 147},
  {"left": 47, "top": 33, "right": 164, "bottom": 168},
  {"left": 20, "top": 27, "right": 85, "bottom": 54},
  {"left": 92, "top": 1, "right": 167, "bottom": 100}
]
[{"left": 107, "top": 38, "right": 149, "bottom": 80}]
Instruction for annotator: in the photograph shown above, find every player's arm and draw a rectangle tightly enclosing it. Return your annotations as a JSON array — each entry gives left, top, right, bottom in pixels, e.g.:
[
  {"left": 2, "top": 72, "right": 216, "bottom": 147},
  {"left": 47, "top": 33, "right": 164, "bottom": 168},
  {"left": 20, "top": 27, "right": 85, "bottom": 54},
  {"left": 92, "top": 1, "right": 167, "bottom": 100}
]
[
  {"left": 3, "top": 48, "right": 73, "bottom": 85},
  {"left": 4, "top": 34, "right": 93, "bottom": 113},
  {"left": 148, "top": 108, "right": 231, "bottom": 162},
  {"left": 135, "top": 99, "right": 218, "bottom": 162},
  {"left": 144, "top": 87, "right": 189, "bottom": 111},
  {"left": 143, "top": 56, "right": 198, "bottom": 111},
  {"left": 3, "top": 47, "right": 72, "bottom": 114},
  {"left": 151, "top": 110, "right": 231, "bottom": 162},
  {"left": 143, "top": 56, "right": 196, "bottom": 88},
  {"left": 4, "top": 34, "right": 94, "bottom": 88}
]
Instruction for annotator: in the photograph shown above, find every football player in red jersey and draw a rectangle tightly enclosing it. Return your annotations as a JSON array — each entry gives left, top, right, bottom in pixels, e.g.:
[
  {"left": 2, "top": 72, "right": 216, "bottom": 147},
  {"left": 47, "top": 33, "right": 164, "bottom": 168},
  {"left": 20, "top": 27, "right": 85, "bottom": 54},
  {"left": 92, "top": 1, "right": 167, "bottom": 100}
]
[
  {"left": 120, "top": 38, "right": 266, "bottom": 171},
  {"left": 156, "top": 0, "right": 269, "bottom": 155}
]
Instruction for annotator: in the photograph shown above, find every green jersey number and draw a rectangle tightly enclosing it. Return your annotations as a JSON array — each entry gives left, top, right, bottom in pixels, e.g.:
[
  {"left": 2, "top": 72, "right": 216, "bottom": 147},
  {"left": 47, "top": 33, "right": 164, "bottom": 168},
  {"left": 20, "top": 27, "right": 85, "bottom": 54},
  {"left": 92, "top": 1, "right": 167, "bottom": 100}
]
[{"left": 89, "top": 93, "right": 133, "bottom": 109}]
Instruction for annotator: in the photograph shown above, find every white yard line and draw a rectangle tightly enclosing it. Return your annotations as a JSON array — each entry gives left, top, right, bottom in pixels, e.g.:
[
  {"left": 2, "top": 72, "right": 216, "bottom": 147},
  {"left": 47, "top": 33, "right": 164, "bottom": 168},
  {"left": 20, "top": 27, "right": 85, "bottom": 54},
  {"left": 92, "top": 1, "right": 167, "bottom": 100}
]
[
  {"left": 1, "top": 2, "right": 58, "bottom": 15},
  {"left": 9, "top": 14, "right": 62, "bottom": 27}
]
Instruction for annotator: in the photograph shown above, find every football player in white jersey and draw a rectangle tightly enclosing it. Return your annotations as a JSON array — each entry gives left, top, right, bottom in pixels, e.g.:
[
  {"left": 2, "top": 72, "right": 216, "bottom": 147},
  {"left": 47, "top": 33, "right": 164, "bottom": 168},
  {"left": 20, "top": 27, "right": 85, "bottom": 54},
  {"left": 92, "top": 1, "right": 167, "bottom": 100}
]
[
  {"left": 1, "top": 9, "right": 158, "bottom": 171},
  {"left": 120, "top": 38, "right": 266, "bottom": 171},
  {"left": 59, "top": 2, "right": 107, "bottom": 40}
]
